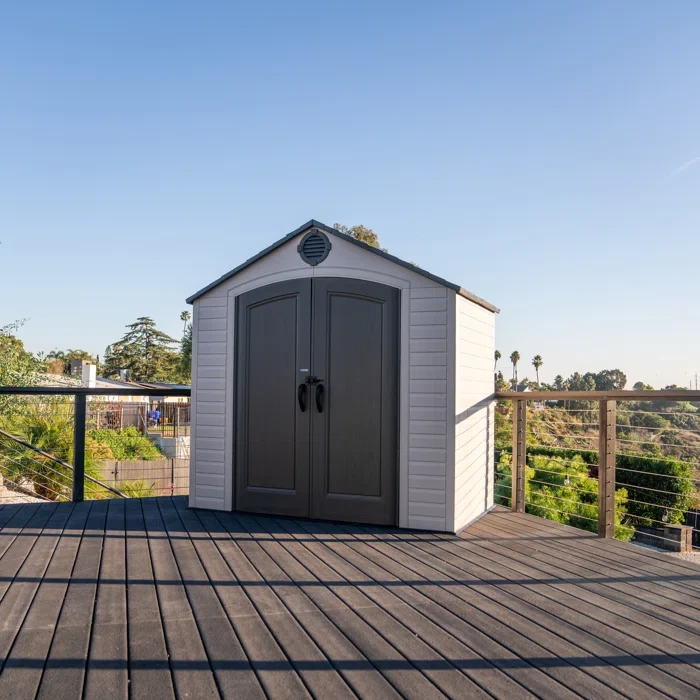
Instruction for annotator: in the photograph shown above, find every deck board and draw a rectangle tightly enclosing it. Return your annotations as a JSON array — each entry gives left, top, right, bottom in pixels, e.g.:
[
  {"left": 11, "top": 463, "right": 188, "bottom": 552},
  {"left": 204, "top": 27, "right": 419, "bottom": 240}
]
[
  {"left": 0, "top": 501, "right": 92, "bottom": 698},
  {"left": 0, "top": 497, "right": 698, "bottom": 699}
]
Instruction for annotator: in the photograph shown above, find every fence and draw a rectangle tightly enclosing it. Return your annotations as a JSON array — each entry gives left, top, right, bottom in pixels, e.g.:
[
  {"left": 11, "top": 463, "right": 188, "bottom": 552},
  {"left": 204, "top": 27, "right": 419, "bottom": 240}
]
[
  {"left": 88, "top": 400, "right": 191, "bottom": 438},
  {"left": 496, "top": 390, "right": 700, "bottom": 552},
  {"left": 101, "top": 459, "right": 189, "bottom": 497},
  {"left": 0, "top": 386, "right": 191, "bottom": 503}
]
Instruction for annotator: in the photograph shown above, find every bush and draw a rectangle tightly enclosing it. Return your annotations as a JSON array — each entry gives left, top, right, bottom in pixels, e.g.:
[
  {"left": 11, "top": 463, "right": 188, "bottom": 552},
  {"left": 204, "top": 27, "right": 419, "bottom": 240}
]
[
  {"left": 119, "top": 480, "right": 157, "bottom": 498},
  {"left": 0, "top": 399, "right": 106, "bottom": 500},
  {"left": 497, "top": 444, "right": 694, "bottom": 532},
  {"left": 90, "top": 426, "right": 163, "bottom": 461},
  {"left": 495, "top": 452, "right": 634, "bottom": 540}
]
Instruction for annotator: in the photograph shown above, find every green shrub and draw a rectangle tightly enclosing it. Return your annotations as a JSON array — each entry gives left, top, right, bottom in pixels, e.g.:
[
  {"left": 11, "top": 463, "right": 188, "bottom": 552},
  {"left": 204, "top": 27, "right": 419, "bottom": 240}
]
[
  {"left": 90, "top": 426, "right": 163, "bottom": 461},
  {"left": 495, "top": 452, "right": 634, "bottom": 540},
  {"left": 496, "top": 444, "right": 694, "bottom": 532},
  {"left": 0, "top": 399, "right": 105, "bottom": 500},
  {"left": 119, "top": 480, "right": 157, "bottom": 498}
]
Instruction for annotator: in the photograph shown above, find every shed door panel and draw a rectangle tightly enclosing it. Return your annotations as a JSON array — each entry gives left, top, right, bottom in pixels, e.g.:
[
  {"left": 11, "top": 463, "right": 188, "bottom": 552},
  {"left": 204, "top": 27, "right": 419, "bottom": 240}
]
[
  {"left": 311, "top": 278, "right": 399, "bottom": 525},
  {"left": 235, "top": 279, "right": 311, "bottom": 517}
]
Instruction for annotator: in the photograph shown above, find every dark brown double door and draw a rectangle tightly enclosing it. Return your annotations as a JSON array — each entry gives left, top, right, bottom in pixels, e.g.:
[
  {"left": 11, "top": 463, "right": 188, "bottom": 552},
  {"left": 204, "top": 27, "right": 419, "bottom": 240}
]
[{"left": 235, "top": 278, "right": 398, "bottom": 525}]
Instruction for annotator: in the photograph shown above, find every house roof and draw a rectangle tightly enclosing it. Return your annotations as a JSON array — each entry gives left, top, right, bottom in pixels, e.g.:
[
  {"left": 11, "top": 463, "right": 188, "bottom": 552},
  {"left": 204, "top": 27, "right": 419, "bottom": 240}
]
[
  {"left": 186, "top": 220, "right": 499, "bottom": 313},
  {"left": 135, "top": 382, "right": 191, "bottom": 391}
]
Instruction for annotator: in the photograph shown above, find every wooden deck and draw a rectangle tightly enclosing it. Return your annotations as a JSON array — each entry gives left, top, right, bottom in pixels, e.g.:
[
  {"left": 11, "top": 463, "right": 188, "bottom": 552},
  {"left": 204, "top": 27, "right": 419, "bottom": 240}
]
[{"left": 0, "top": 497, "right": 698, "bottom": 699}]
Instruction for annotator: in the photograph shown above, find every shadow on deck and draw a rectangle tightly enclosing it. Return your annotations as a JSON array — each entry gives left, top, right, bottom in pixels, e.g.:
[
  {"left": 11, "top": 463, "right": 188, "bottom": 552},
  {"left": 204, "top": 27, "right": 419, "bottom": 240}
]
[{"left": 0, "top": 497, "right": 698, "bottom": 699}]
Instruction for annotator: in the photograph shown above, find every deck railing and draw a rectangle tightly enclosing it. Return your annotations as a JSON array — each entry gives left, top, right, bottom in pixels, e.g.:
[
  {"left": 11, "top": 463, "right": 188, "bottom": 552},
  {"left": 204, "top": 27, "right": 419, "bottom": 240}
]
[
  {"left": 0, "top": 386, "right": 190, "bottom": 503},
  {"left": 496, "top": 390, "right": 700, "bottom": 552}
]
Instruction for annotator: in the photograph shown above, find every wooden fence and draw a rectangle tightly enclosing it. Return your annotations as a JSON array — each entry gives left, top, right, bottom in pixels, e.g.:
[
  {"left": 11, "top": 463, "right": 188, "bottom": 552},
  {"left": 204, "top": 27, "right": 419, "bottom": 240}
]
[{"left": 100, "top": 459, "right": 189, "bottom": 496}]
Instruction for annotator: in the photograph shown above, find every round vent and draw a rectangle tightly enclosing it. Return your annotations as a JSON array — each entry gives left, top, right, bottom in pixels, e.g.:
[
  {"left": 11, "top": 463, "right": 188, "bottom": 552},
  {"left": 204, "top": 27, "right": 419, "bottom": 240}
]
[{"left": 297, "top": 229, "right": 331, "bottom": 266}]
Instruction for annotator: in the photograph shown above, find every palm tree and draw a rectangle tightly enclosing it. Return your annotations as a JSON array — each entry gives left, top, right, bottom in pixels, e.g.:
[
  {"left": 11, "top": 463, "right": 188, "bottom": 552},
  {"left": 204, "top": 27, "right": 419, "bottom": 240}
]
[
  {"left": 532, "top": 355, "right": 543, "bottom": 387},
  {"left": 180, "top": 310, "right": 191, "bottom": 334},
  {"left": 510, "top": 351, "right": 520, "bottom": 390},
  {"left": 494, "top": 350, "right": 501, "bottom": 373}
]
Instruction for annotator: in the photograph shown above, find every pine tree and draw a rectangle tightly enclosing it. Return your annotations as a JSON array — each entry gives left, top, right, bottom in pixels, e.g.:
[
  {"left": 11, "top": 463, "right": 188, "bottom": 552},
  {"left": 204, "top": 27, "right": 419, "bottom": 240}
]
[{"left": 103, "top": 317, "right": 178, "bottom": 381}]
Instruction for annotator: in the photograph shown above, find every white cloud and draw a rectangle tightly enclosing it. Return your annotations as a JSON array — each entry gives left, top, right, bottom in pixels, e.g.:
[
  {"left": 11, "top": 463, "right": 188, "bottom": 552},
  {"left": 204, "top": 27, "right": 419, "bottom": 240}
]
[{"left": 668, "top": 155, "right": 700, "bottom": 180}]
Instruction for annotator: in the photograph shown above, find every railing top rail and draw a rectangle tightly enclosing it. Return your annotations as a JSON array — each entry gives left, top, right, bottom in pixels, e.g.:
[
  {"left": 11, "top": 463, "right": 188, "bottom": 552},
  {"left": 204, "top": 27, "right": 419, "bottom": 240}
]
[
  {"left": 0, "top": 387, "right": 191, "bottom": 397},
  {"left": 496, "top": 390, "right": 700, "bottom": 401}
]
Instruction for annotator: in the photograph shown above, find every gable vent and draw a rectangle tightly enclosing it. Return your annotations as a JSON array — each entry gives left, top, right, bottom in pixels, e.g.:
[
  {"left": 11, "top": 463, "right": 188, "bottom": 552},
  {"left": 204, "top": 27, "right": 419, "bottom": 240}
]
[{"left": 297, "top": 229, "right": 331, "bottom": 266}]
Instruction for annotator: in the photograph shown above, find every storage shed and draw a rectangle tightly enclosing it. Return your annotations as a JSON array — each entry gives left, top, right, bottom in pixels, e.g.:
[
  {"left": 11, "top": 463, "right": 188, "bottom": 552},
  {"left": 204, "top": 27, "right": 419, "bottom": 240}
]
[{"left": 186, "top": 220, "right": 499, "bottom": 533}]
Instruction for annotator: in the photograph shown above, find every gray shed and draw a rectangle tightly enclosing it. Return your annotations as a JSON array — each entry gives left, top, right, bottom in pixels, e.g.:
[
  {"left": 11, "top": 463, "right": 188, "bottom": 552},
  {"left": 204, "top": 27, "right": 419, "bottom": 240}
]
[{"left": 186, "top": 220, "right": 498, "bottom": 532}]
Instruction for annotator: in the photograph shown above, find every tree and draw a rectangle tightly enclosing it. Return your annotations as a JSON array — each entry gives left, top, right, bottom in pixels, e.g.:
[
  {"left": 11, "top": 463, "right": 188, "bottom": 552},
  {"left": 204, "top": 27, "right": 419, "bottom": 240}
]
[
  {"left": 180, "top": 310, "right": 191, "bottom": 334},
  {"left": 494, "top": 350, "right": 501, "bottom": 373},
  {"left": 509, "top": 351, "right": 520, "bottom": 390},
  {"left": 494, "top": 452, "right": 633, "bottom": 540},
  {"left": 591, "top": 369, "right": 627, "bottom": 391},
  {"left": 102, "top": 317, "right": 178, "bottom": 382},
  {"left": 554, "top": 375, "right": 565, "bottom": 391},
  {"left": 333, "top": 223, "right": 387, "bottom": 251},
  {"left": 0, "top": 321, "right": 41, "bottom": 387},
  {"left": 179, "top": 322, "right": 192, "bottom": 383},
  {"left": 45, "top": 349, "right": 98, "bottom": 375},
  {"left": 532, "top": 355, "right": 543, "bottom": 387}
]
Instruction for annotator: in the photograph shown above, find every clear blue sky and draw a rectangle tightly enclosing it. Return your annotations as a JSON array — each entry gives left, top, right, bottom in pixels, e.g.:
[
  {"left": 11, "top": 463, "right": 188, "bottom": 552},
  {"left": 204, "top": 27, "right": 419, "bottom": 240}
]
[{"left": 1, "top": 1, "right": 699, "bottom": 388}]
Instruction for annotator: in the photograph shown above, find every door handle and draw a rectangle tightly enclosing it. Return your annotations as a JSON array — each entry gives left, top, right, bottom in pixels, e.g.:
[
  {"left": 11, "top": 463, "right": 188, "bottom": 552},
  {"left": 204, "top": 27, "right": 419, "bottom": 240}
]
[
  {"left": 315, "top": 383, "right": 324, "bottom": 413},
  {"left": 297, "top": 383, "right": 307, "bottom": 412}
]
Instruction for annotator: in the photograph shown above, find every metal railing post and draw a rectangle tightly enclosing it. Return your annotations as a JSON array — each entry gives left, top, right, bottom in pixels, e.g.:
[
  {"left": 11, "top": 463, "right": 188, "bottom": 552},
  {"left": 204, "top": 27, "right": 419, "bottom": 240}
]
[
  {"left": 72, "top": 393, "right": 87, "bottom": 502},
  {"left": 512, "top": 398, "right": 527, "bottom": 512},
  {"left": 598, "top": 399, "right": 617, "bottom": 537}
]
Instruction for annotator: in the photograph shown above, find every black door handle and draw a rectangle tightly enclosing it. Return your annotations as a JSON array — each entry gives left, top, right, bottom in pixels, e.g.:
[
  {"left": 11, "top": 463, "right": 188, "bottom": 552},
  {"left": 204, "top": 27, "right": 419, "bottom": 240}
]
[
  {"left": 297, "top": 383, "right": 307, "bottom": 412},
  {"left": 315, "top": 383, "right": 324, "bottom": 413}
]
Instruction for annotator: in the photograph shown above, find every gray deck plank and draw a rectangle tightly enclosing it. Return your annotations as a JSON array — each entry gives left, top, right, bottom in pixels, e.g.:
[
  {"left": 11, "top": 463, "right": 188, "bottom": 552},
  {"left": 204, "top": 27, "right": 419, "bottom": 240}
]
[
  {"left": 141, "top": 498, "right": 220, "bottom": 699},
  {"left": 305, "top": 518, "right": 611, "bottom": 700},
  {"left": 0, "top": 503, "right": 47, "bottom": 565},
  {"left": 272, "top": 516, "right": 537, "bottom": 700},
  {"left": 493, "top": 508, "right": 700, "bottom": 593},
  {"left": 215, "top": 507, "right": 388, "bottom": 699},
  {"left": 0, "top": 501, "right": 93, "bottom": 699},
  {"left": 0, "top": 502, "right": 59, "bottom": 609},
  {"left": 474, "top": 512, "right": 700, "bottom": 637},
  {"left": 291, "top": 517, "right": 578, "bottom": 699},
  {"left": 406, "top": 525, "right": 695, "bottom": 698},
  {"left": 249, "top": 513, "right": 491, "bottom": 700},
  {"left": 186, "top": 507, "right": 313, "bottom": 700},
  {"left": 370, "top": 521, "right": 693, "bottom": 699},
  {"left": 236, "top": 511, "right": 456, "bottom": 699},
  {"left": 0, "top": 502, "right": 73, "bottom": 664},
  {"left": 455, "top": 517, "right": 700, "bottom": 692},
  {"left": 462, "top": 516, "right": 700, "bottom": 688},
  {"left": 83, "top": 498, "right": 128, "bottom": 700},
  {"left": 159, "top": 497, "right": 266, "bottom": 700},
  {"left": 125, "top": 498, "right": 175, "bottom": 700},
  {"left": 485, "top": 509, "right": 700, "bottom": 615},
  {"left": 36, "top": 499, "right": 109, "bottom": 699},
  {"left": 0, "top": 498, "right": 698, "bottom": 700}
]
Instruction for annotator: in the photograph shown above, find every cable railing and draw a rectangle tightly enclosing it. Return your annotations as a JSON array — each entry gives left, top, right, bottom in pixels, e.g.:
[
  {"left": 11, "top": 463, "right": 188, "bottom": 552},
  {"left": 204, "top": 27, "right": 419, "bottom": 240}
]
[
  {"left": 496, "top": 390, "right": 700, "bottom": 553},
  {"left": 0, "top": 386, "right": 191, "bottom": 503}
]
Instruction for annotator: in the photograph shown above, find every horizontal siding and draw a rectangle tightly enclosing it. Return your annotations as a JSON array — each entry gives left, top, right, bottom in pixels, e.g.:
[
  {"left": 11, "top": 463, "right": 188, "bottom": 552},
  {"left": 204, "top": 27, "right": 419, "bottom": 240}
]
[
  {"left": 198, "top": 317, "right": 227, "bottom": 331},
  {"left": 408, "top": 285, "right": 449, "bottom": 530},
  {"left": 453, "top": 294, "right": 496, "bottom": 532},
  {"left": 193, "top": 496, "right": 225, "bottom": 510},
  {"left": 195, "top": 424, "right": 226, "bottom": 439},
  {"left": 191, "top": 295, "right": 228, "bottom": 512}
]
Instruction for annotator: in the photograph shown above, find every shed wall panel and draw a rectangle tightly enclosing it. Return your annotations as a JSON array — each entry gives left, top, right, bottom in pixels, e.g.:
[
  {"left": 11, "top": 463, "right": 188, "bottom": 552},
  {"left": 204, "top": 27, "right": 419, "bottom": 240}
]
[{"left": 453, "top": 294, "right": 496, "bottom": 532}]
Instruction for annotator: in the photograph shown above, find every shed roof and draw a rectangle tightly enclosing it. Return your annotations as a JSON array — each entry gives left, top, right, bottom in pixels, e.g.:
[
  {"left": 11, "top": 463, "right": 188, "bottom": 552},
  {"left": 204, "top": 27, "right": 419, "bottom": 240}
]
[{"left": 186, "top": 220, "right": 499, "bottom": 313}]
